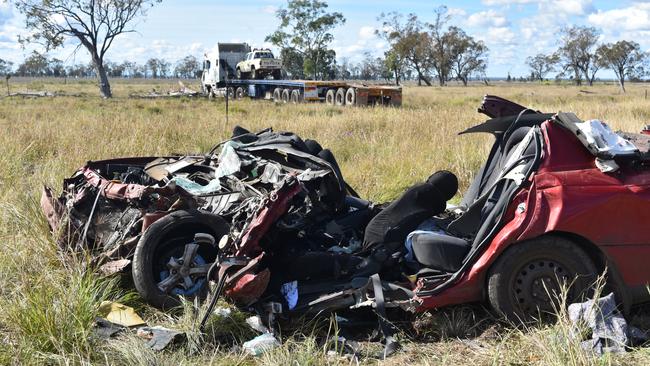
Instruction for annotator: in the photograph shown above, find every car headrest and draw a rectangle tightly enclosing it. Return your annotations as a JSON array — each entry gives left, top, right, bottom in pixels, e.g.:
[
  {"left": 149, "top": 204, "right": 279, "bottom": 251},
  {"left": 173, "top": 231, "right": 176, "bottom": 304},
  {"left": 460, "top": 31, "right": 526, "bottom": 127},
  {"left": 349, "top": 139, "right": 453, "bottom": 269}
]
[{"left": 426, "top": 170, "right": 458, "bottom": 201}]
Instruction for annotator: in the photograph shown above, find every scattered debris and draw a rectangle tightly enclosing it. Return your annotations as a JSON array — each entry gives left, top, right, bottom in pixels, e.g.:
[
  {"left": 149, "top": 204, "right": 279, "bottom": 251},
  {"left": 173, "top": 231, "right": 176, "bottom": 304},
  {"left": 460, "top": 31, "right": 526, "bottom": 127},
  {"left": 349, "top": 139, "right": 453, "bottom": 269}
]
[
  {"left": 242, "top": 333, "right": 281, "bottom": 356},
  {"left": 569, "top": 293, "right": 648, "bottom": 356},
  {"left": 93, "top": 317, "right": 127, "bottom": 340},
  {"left": 246, "top": 315, "right": 270, "bottom": 334},
  {"left": 98, "top": 301, "right": 146, "bottom": 328},
  {"left": 130, "top": 81, "right": 201, "bottom": 98},
  {"left": 136, "top": 326, "right": 185, "bottom": 351},
  {"left": 2, "top": 91, "right": 56, "bottom": 98}
]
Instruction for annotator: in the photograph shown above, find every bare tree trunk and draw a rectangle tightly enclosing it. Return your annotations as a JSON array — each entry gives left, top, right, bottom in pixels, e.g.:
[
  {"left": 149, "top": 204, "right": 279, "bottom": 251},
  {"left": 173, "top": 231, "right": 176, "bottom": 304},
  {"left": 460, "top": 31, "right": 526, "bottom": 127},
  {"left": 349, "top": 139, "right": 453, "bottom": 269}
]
[
  {"left": 619, "top": 77, "right": 626, "bottom": 93},
  {"left": 617, "top": 68, "right": 626, "bottom": 93},
  {"left": 92, "top": 54, "right": 112, "bottom": 98}
]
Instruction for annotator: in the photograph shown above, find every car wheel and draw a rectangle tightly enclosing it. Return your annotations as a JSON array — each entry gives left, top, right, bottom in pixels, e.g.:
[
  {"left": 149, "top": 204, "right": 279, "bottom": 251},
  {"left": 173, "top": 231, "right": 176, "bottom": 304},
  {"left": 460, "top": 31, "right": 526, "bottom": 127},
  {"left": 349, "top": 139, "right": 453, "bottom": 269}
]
[
  {"left": 251, "top": 67, "right": 257, "bottom": 79},
  {"left": 273, "top": 70, "right": 282, "bottom": 80},
  {"left": 487, "top": 235, "right": 597, "bottom": 323},
  {"left": 132, "top": 210, "right": 229, "bottom": 309},
  {"left": 236, "top": 68, "right": 242, "bottom": 79}
]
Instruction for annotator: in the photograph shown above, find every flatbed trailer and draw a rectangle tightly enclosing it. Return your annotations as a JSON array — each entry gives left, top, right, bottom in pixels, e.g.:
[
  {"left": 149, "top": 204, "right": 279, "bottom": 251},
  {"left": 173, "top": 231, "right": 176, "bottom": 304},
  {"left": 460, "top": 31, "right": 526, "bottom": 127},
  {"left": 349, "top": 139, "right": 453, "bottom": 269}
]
[{"left": 213, "top": 79, "right": 402, "bottom": 107}]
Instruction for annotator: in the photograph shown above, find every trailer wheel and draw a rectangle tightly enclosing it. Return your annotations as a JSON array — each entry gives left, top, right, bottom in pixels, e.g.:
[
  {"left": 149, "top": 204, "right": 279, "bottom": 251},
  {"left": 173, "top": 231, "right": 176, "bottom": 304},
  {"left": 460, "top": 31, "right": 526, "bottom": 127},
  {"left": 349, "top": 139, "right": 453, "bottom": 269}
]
[
  {"left": 487, "top": 236, "right": 597, "bottom": 323},
  {"left": 235, "top": 87, "right": 246, "bottom": 100},
  {"left": 273, "top": 88, "right": 282, "bottom": 103},
  {"left": 325, "top": 89, "right": 336, "bottom": 105},
  {"left": 226, "top": 87, "right": 235, "bottom": 99},
  {"left": 281, "top": 88, "right": 291, "bottom": 103},
  {"left": 335, "top": 88, "right": 346, "bottom": 106},
  {"left": 345, "top": 88, "right": 356, "bottom": 106},
  {"left": 290, "top": 90, "right": 301, "bottom": 104}
]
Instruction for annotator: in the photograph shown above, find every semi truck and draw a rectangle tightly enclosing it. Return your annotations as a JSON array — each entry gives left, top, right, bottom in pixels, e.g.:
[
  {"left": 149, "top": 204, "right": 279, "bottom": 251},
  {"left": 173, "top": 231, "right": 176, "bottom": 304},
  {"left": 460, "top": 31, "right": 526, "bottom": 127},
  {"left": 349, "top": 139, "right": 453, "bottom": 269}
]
[{"left": 201, "top": 43, "right": 402, "bottom": 107}]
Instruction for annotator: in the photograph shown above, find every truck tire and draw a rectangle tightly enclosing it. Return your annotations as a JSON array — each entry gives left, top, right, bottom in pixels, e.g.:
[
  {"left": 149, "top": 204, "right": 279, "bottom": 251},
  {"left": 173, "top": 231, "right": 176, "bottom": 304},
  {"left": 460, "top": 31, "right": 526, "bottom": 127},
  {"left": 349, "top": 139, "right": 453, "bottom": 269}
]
[
  {"left": 487, "top": 236, "right": 597, "bottom": 323},
  {"left": 281, "top": 89, "right": 290, "bottom": 103},
  {"left": 132, "top": 210, "right": 229, "bottom": 309},
  {"left": 325, "top": 89, "right": 335, "bottom": 105},
  {"left": 290, "top": 89, "right": 301, "bottom": 104},
  {"left": 273, "top": 88, "right": 282, "bottom": 103},
  {"left": 251, "top": 67, "right": 257, "bottom": 80},
  {"left": 335, "top": 88, "right": 346, "bottom": 106},
  {"left": 345, "top": 88, "right": 356, "bottom": 106},
  {"left": 227, "top": 87, "right": 235, "bottom": 99},
  {"left": 235, "top": 87, "right": 246, "bottom": 100}
]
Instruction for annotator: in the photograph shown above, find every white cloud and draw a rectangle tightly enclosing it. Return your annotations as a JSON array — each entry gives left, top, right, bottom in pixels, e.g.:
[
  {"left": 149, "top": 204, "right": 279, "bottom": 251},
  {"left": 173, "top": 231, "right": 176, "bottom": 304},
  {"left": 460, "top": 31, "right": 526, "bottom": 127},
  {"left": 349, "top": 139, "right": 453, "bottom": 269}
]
[
  {"left": 447, "top": 7, "right": 467, "bottom": 17},
  {"left": 588, "top": 4, "right": 650, "bottom": 32},
  {"left": 466, "top": 10, "right": 509, "bottom": 28},
  {"left": 482, "top": 0, "right": 538, "bottom": 5},
  {"left": 550, "top": 0, "right": 594, "bottom": 16},
  {"left": 261, "top": 5, "right": 277, "bottom": 15},
  {"left": 358, "top": 25, "right": 375, "bottom": 40},
  {"left": 484, "top": 26, "right": 518, "bottom": 46}
]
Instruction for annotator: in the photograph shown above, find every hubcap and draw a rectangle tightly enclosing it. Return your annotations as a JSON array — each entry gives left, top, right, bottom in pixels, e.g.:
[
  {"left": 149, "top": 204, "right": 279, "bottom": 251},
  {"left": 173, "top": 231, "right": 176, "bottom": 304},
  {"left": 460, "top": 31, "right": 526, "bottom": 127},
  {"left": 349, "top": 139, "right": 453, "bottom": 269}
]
[
  {"left": 513, "top": 259, "right": 571, "bottom": 316},
  {"left": 157, "top": 243, "right": 211, "bottom": 296}
]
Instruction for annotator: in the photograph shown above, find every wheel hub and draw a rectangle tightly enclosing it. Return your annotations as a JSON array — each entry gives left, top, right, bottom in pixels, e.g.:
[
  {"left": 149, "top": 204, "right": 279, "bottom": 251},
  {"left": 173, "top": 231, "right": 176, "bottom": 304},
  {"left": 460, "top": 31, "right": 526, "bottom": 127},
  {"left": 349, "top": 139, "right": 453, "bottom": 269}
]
[
  {"left": 157, "top": 243, "right": 211, "bottom": 296},
  {"left": 513, "top": 259, "right": 570, "bottom": 315}
]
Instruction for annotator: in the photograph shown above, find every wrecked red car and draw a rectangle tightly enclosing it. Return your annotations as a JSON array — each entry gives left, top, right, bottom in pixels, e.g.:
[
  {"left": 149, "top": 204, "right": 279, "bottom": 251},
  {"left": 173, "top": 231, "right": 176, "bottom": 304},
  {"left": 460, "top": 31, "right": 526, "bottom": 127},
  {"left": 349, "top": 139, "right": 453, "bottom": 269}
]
[{"left": 42, "top": 95, "right": 650, "bottom": 336}]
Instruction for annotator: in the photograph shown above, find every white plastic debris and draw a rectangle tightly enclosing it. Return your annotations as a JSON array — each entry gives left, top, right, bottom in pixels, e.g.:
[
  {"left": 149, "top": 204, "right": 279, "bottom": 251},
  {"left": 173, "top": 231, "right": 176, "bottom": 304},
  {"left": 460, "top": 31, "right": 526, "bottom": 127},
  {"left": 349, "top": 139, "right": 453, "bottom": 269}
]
[
  {"left": 216, "top": 142, "right": 242, "bottom": 178},
  {"left": 170, "top": 176, "right": 221, "bottom": 195},
  {"left": 246, "top": 315, "right": 270, "bottom": 334},
  {"left": 576, "top": 120, "right": 638, "bottom": 157},
  {"left": 242, "top": 333, "right": 281, "bottom": 356},
  {"left": 213, "top": 307, "right": 232, "bottom": 317}
]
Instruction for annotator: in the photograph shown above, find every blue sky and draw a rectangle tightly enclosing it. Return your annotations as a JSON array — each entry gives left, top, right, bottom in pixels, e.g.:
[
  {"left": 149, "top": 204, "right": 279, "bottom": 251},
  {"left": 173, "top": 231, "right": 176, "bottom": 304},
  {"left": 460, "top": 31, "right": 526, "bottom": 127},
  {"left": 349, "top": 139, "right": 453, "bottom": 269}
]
[{"left": 1, "top": 0, "right": 649, "bottom": 77}]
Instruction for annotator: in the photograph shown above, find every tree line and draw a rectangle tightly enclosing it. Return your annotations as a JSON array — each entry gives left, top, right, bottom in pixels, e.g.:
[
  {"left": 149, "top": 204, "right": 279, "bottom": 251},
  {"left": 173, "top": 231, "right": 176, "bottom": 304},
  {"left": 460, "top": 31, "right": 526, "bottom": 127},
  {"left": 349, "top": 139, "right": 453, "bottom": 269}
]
[
  {"left": 5, "top": 0, "right": 649, "bottom": 97},
  {"left": 526, "top": 26, "right": 647, "bottom": 92},
  {"left": 0, "top": 51, "right": 202, "bottom": 79}
]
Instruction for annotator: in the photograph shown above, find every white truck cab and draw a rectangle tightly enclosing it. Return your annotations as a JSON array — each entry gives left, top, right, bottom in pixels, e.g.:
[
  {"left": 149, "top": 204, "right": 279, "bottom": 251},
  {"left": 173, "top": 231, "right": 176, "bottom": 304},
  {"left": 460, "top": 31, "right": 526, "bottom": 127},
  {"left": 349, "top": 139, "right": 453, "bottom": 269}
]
[{"left": 201, "top": 43, "right": 251, "bottom": 94}]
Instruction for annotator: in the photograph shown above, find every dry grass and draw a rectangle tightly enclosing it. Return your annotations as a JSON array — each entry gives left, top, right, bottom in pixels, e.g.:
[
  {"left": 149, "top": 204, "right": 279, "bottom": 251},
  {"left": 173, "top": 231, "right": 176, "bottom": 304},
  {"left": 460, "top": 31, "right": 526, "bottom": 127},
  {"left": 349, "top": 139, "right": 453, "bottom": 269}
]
[{"left": 1, "top": 78, "right": 650, "bottom": 364}]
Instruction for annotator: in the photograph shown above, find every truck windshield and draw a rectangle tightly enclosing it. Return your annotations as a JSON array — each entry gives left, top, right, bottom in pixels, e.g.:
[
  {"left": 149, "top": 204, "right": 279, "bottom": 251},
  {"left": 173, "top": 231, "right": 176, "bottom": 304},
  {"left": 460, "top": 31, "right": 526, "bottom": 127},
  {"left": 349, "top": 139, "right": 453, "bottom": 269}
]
[{"left": 256, "top": 52, "right": 274, "bottom": 59}]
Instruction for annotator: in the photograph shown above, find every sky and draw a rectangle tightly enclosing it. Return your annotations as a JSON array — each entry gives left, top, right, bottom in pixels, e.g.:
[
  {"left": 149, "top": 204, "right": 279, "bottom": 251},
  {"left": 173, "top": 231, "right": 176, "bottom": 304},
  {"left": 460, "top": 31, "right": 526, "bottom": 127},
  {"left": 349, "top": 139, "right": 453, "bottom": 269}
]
[{"left": 1, "top": 0, "right": 650, "bottom": 77}]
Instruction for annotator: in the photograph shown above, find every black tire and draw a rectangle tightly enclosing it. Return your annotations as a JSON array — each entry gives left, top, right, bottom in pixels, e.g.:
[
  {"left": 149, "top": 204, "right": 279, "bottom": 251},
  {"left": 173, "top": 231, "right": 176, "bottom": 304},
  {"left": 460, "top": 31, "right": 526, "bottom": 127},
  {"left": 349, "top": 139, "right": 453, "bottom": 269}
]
[
  {"left": 251, "top": 67, "right": 257, "bottom": 79},
  {"left": 345, "top": 87, "right": 356, "bottom": 106},
  {"left": 273, "top": 88, "right": 282, "bottom": 103},
  {"left": 290, "top": 89, "right": 301, "bottom": 104},
  {"left": 132, "top": 210, "right": 229, "bottom": 309},
  {"left": 281, "top": 88, "right": 290, "bottom": 103},
  {"left": 236, "top": 68, "right": 242, "bottom": 79},
  {"left": 335, "top": 88, "right": 346, "bottom": 106},
  {"left": 487, "top": 236, "right": 597, "bottom": 323},
  {"left": 235, "top": 87, "right": 245, "bottom": 100},
  {"left": 325, "top": 89, "right": 335, "bottom": 105},
  {"left": 273, "top": 69, "right": 282, "bottom": 80}
]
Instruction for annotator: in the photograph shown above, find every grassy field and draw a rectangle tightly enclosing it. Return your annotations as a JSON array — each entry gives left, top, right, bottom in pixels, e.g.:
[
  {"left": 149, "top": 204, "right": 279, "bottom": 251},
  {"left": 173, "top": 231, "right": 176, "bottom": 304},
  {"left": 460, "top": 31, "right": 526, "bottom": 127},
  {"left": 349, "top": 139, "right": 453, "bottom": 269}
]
[{"left": 2, "top": 78, "right": 650, "bottom": 364}]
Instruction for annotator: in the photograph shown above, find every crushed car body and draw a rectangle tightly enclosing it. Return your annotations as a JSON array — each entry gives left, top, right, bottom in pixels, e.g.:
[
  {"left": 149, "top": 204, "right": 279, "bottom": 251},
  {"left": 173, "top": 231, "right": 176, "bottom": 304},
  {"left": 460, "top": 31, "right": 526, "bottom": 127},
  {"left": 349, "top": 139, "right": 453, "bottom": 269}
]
[{"left": 42, "top": 95, "right": 650, "bottom": 334}]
